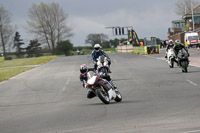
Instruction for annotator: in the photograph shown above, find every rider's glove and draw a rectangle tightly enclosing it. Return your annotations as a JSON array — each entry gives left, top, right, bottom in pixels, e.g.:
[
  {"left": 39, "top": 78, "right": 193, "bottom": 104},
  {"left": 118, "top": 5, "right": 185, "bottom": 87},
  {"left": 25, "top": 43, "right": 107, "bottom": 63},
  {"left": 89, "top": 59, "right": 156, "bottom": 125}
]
[{"left": 188, "top": 53, "right": 190, "bottom": 57}]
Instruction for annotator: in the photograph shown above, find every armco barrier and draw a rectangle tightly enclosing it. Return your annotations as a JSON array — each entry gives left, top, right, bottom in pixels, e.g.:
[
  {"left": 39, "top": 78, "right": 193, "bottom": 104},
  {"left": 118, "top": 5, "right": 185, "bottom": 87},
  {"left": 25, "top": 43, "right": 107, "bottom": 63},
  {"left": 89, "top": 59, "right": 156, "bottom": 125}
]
[{"left": 117, "top": 45, "right": 160, "bottom": 55}]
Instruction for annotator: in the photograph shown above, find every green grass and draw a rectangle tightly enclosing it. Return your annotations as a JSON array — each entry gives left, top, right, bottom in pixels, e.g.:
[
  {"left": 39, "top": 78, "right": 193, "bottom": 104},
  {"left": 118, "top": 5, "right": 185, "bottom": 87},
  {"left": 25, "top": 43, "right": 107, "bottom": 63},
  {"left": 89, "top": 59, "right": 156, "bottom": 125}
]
[
  {"left": 0, "top": 56, "right": 57, "bottom": 67},
  {"left": 0, "top": 67, "right": 33, "bottom": 82},
  {"left": 0, "top": 56, "right": 58, "bottom": 82}
]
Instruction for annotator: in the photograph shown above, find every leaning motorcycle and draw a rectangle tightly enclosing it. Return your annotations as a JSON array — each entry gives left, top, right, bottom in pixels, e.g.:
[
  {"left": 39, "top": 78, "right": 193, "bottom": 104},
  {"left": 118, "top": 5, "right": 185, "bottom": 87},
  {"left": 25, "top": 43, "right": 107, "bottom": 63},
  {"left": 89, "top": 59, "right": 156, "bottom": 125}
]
[
  {"left": 96, "top": 55, "right": 111, "bottom": 81},
  {"left": 86, "top": 71, "right": 122, "bottom": 104},
  {"left": 177, "top": 48, "right": 189, "bottom": 73},
  {"left": 167, "top": 48, "right": 175, "bottom": 68}
]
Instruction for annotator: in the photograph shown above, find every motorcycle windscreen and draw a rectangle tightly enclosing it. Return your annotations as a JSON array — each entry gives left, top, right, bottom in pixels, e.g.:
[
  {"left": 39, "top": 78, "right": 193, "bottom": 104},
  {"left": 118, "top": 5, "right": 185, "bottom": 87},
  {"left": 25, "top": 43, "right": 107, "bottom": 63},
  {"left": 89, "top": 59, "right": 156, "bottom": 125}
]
[
  {"left": 87, "top": 71, "right": 96, "bottom": 85},
  {"left": 100, "top": 55, "right": 105, "bottom": 63},
  {"left": 178, "top": 49, "right": 188, "bottom": 59}
]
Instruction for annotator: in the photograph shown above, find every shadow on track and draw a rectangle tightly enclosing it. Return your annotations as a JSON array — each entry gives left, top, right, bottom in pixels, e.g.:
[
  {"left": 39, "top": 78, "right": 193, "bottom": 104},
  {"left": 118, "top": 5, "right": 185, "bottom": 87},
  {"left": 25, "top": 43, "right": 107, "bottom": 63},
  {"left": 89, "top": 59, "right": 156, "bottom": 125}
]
[
  {"left": 112, "top": 78, "right": 131, "bottom": 81},
  {"left": 81, "top": 100, "right": 143, "bottom": 106}
]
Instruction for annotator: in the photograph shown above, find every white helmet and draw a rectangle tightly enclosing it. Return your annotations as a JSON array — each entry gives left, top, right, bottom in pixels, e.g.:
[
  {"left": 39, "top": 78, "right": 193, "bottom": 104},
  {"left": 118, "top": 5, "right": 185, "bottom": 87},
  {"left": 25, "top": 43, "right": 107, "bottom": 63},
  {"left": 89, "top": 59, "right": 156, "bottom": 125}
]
[
  {"left": 175, "top": 40, "right": 180, "bottom": 43},
  {"left": 169, "top": 40, "right": 173, "bottom": 44},
  {"left": 94, "top": 44, "right": 101, "bottom": 52}
]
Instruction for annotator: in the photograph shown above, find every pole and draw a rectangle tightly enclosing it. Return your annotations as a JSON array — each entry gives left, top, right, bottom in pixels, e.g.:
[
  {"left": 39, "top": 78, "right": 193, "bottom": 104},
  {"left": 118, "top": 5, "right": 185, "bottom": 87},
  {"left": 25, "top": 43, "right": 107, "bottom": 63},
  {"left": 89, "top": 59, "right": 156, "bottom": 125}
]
[{"left": 191, "top": 1, "right": 195, "bottom": 31}]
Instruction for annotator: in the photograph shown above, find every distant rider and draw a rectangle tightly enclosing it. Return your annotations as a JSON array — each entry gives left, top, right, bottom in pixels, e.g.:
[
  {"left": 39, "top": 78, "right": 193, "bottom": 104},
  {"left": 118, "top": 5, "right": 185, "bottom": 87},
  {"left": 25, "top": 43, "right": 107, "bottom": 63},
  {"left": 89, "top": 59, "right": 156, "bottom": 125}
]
[
  {"left": 173, "top": 40, "right": 190, "bottom": 65},
  {"left": 165, "top": 40, "right": 174, "bottom": 58},
  {"left": 91, "top": 44, "right": 111, "bottom": 72},
  {"left": 79, "top": 64, "right": 117, "bottom": 99}
]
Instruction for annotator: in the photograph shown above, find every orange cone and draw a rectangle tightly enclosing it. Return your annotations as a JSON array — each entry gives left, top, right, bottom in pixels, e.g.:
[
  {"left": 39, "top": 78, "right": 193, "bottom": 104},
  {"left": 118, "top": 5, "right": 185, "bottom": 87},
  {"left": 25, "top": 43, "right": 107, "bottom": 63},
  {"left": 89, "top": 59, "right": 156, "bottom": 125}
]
[{"left": 155, "top": 48, "right": 158, "bottom": 54}]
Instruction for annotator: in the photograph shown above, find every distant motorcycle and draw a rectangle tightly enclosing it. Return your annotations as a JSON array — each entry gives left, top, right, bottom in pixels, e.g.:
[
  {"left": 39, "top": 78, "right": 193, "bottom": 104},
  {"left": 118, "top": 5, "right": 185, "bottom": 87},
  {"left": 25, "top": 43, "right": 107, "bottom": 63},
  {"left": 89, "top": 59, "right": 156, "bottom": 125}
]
[
  {"left": 96, "top": 55, "right": 111, "bottom": 81},
  {"left": 167, "top": 48, "right": 175, "bottom": 68},
  {"left": 86, "top": 71, "right": 122, "bottom": 104},
  {"left": 177, "top": 48, "right": 189, "bottom": 73}
]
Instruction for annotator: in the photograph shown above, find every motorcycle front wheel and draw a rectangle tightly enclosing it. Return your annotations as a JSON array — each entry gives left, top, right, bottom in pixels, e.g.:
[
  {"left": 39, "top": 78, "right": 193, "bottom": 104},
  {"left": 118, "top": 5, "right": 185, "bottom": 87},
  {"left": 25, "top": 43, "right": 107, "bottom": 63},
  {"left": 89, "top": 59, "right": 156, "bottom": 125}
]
[
  {"left": 96, "top": 87, "right": 110, "bottom": 104},
  {"left": 181, "top": 61, "right": 188, "bottom": 73}
]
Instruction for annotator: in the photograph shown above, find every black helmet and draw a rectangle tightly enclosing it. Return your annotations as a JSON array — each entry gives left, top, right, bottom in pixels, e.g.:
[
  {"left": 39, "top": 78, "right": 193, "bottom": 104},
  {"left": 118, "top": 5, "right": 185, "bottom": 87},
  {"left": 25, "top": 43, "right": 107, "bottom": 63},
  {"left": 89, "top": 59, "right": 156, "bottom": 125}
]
[{"left": 80, "top": 64, "right": 88, "bottom": 74}]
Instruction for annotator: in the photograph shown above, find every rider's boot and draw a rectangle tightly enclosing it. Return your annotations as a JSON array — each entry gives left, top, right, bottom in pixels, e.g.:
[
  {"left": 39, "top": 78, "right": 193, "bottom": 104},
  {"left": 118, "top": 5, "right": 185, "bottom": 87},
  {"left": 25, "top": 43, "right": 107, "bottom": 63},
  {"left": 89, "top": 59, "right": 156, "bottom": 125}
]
[{"left": 87, "top": 90, "right": 96, "bottom": 99}]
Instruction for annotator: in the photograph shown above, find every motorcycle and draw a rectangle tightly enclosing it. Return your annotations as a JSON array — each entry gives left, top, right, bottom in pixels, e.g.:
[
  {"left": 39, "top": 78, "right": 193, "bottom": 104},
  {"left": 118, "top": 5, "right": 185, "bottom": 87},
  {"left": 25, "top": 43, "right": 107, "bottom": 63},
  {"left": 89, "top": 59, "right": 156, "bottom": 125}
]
[
  {"left": 167, "top": 48, "right": 175, "bottom": 68},
  {"left": 86, "top": 71, "right": 122, "bottom": 104},
  {"left": 96, "top": 55, "right": 111, "bottom": 81},
  {"left": 177, "top": 48, "right": 189, "bottom": 73}
]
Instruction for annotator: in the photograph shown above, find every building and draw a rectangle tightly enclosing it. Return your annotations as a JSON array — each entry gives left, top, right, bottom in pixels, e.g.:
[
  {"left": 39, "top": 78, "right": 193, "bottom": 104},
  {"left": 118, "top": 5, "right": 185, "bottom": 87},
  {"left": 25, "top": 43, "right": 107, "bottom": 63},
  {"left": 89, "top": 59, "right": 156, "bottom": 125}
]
[{"left": 168, "top": 5, "right": 200, "bottom": 43}]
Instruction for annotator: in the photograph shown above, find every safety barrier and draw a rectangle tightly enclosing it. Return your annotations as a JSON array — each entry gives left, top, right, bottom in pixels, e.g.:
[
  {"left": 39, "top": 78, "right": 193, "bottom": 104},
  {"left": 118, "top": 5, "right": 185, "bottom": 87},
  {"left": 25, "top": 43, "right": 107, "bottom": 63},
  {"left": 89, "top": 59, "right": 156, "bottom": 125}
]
[
  {"left": 104, "top": 50, "right": 112, "bottom": 53},
  {"left": 117, "top": 45, "right": 133, "bottom": 53},
  {"left": 132, "top": 47, "right": 147, "bottom": 55},
  {"left": 117, "top": 45, "right": 160, "bottom": 55}
]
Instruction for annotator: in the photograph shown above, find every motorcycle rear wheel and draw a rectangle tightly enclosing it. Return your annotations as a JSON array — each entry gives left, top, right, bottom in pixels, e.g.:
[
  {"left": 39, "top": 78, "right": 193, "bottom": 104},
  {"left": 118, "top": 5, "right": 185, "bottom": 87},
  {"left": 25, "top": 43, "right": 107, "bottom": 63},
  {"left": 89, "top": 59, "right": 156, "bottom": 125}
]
[{"left": 114, "top": 90, "right": 122, "bottom": 102}]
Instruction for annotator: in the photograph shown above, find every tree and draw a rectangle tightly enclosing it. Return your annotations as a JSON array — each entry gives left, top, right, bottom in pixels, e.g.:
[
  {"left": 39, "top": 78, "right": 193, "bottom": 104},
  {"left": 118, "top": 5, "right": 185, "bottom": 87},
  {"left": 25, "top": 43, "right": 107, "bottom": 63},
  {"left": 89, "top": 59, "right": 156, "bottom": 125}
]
[
  {"left": 26, "top": 39, "right": 42, "bottom": 57},
  {"left": 0, "top": 5, "right": 14, "bottom": 60},
  {"left": 175, "top": 0, "right": 200, "bottom": 16},
  {"left": 56, "top": 40, "right": 73, "bottom": 56},
  {"left": 101, "top": 41, "right": 111, "bottom": 48},
  {"left": 27, "top": 2, "right": 73, "bottom": 54},
  {"left": 102, "top": 38, "right": 127, "bottom": 48},
  {"left": 85, "top": 33, "right": 108, "bottom": 47},
  {"left": 13, "top": 32, "right": 25, "bottom": 58}
]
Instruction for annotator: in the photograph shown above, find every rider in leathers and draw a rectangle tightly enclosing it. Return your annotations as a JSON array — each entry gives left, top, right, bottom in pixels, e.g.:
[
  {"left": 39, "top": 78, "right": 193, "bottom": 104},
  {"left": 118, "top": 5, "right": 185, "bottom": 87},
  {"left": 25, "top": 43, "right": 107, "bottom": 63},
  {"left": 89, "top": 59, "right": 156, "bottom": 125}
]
[
  {"left": 91, "top": 44, "right": 111, "bottom": 71},
  {"left": 79, "top": 64, "right": 117, "bottom": 99},
  {"left": 165, "top": 40, "right": 174, "bottom": 58},
  {"left": 173, "top": 40, "right": 190, "bottom": 66}
]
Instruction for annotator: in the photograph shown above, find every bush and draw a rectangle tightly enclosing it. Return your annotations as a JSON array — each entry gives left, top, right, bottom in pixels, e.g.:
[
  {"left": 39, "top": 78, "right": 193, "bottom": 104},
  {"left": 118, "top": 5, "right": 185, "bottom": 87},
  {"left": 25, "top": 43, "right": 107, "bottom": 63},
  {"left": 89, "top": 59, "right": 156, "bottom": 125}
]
[{"left": 56, "top": 40, "right": 73, "bottom": 56}]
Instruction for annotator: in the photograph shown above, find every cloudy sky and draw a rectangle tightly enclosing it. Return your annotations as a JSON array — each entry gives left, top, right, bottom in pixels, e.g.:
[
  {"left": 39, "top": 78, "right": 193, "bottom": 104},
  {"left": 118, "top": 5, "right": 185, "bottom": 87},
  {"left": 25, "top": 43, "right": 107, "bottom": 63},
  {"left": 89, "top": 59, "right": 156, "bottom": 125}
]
[{"left": 1, "top": 0, "right": 181, "bottom": 46}]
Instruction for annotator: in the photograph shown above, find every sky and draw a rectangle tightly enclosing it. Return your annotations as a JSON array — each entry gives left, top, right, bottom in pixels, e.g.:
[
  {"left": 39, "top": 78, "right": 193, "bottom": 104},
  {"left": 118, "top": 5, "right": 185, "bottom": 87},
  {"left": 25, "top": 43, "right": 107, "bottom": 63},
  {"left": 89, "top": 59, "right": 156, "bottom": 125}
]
[{"left": 1, "top": 0, "right": 181, "bottom": 46}]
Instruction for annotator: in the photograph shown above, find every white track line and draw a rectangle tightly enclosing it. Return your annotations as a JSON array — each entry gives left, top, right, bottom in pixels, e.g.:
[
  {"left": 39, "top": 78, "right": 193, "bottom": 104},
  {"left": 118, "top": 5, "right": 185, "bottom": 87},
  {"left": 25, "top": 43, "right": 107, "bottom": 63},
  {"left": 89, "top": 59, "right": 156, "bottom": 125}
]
[
  {"left": 186, "top": 79, "right": 198, "bottom": 86},
  {"left": 180, "top": 129, "right": 200, "bottom": 133},
  {"left": 62, "top": 78, "right": 70, "bottom": 91}
]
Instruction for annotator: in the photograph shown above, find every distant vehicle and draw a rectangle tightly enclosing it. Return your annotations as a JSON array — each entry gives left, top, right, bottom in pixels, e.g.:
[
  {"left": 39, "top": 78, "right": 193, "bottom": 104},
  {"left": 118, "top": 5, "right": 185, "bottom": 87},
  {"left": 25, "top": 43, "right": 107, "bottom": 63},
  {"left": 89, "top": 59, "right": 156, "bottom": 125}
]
[{"left": 184, "top": 32, "right": 200, "bottom": 48}]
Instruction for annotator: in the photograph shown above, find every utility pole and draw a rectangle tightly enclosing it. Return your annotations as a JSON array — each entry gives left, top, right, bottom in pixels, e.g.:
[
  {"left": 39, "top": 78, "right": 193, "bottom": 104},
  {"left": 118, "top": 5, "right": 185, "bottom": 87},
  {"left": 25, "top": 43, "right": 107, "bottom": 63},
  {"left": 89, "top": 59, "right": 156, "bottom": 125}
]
[{"left": 191, "top": 1, "right": 195, "bottom": 31}]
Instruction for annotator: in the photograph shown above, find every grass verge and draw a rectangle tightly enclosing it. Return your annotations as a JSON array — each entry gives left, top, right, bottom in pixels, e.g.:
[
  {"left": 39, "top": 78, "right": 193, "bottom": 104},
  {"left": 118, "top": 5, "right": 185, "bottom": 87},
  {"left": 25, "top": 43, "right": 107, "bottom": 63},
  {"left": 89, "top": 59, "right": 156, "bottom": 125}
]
[
  {"left": 0, "top": 67, "right": 34, "bottom": 82},
  {"left": 0, "top": 56, "right": 58, "bottom": 82},
  {"left": 0, "top": 56, "right": 57, "bottom": 67}
]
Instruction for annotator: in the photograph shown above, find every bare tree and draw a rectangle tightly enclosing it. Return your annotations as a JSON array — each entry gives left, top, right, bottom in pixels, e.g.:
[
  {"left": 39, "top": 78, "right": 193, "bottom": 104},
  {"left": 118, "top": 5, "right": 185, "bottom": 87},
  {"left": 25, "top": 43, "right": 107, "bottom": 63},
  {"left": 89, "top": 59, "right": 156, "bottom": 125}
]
[
  {"left": 175, "top": 0, "right": 200, "bottom": 16},
  {"left": 0, "top": 5, "right": 13, "bottom": 59},
  {"left": 85, "top": 33, "right": 108, "bottom": 47},
  {"left": 27, "top": 2, "right": 73, "bottom": 54}
]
